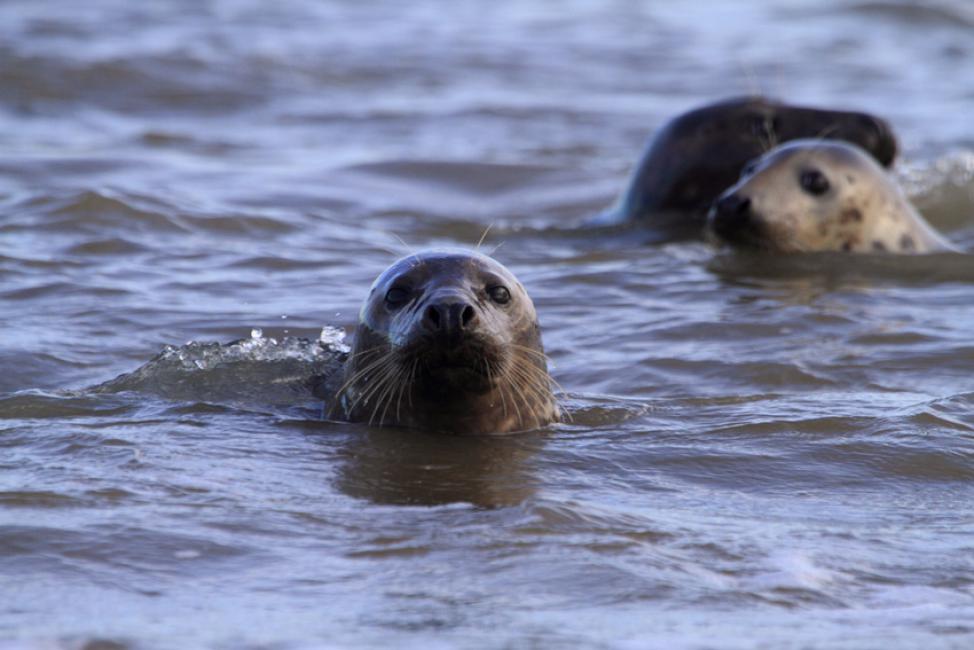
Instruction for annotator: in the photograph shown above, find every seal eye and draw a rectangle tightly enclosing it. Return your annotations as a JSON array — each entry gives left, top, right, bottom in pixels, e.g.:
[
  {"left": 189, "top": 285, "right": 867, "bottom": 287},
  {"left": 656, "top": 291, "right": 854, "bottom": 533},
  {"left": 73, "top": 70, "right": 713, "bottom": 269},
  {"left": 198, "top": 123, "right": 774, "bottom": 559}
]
[
  {"left": 487, "top": 286, "right": 511, "bottom": 305},
  {"left": 800, "top": 169, "right": 830, "bottom": 196},
  {"left": 384, "top": 287, "right": 410, "bottom": 308}
]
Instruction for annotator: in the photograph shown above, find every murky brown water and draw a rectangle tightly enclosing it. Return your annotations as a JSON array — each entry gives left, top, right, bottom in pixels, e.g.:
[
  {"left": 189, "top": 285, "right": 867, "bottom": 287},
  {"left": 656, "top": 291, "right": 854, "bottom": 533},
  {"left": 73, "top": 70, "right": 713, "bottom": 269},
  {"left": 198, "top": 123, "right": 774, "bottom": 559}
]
[{"left": 3, "top": 1, "right": 974, "bottom": 648}]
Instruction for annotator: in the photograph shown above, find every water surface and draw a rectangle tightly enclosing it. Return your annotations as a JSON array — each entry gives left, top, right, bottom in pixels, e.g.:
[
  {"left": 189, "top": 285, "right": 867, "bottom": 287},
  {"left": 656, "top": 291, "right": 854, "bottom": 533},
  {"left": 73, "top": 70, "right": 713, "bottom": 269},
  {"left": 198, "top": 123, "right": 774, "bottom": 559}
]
[{"left": 2, "top": 1, "right": 974, "bottom": 648}]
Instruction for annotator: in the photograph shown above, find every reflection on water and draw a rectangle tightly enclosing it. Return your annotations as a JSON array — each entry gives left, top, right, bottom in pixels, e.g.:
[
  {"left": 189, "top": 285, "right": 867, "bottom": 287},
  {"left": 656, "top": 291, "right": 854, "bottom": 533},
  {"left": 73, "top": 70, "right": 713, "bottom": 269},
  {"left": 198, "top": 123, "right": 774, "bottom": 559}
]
[
  {"left": 2, "top": 0, "right": 974, "bottom": 648},
  {"left": 329, "top": 426, "right": 543, "bottom": 508}
]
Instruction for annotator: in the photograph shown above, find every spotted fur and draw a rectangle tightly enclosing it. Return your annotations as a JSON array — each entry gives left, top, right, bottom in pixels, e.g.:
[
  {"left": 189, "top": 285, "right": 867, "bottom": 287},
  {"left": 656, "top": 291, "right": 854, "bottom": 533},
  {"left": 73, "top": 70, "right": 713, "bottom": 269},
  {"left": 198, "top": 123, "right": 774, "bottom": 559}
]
[{"left": 707, "top": 140, "right": 956, "bottom": 254}]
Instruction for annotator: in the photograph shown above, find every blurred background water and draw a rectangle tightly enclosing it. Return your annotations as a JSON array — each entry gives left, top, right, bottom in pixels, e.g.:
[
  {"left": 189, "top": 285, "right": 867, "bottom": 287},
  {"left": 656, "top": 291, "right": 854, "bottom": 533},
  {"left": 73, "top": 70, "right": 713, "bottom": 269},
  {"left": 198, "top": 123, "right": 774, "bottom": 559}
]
[{"left": 2, "top": 1, "right": 974, "bottom": 648}]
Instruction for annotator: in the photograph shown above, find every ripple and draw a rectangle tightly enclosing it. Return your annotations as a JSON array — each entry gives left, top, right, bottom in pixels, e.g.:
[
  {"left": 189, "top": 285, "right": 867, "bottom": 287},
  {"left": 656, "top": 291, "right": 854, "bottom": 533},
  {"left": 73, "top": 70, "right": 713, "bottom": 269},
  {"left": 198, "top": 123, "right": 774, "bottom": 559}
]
[
  {"left": 708, "top": 249, "right": 974, "bottom": 286},
  {"left": 0, "top": 524, "right": 254, "bottom": 577},
  {"left": 64, "top": 238, "right": 151, "bottom": 256},
  {"left": 3, "top": 282, "right": 130, "bottom": 300},
  {"left": 0, "top": 490, "right": 85, "bottom": 508},
  {"left": 0, "top": 391, "right": 134, "bottom": 420},
  {"left": 0, "top": 49, "right": 267, "bottom": 114},
  {"left": 843, "top": 1, "right": 974, "bottom": 29},
  {"left": 4, "top": 188, "right": 189, "bottom": 236},
  {"left": 342, "top": 159, "right": 567, "bottom": 196},
  {"left": 807, "top": 440, "right": 974, "bottom": 482}
]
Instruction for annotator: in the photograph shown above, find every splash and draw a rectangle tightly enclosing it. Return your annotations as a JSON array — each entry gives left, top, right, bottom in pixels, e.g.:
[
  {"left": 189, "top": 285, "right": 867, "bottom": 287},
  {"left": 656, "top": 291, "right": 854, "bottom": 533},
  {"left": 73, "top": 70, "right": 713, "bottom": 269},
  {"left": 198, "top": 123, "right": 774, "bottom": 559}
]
[{"left": 95, "top": 327, "right": 349, "bottom": 408}]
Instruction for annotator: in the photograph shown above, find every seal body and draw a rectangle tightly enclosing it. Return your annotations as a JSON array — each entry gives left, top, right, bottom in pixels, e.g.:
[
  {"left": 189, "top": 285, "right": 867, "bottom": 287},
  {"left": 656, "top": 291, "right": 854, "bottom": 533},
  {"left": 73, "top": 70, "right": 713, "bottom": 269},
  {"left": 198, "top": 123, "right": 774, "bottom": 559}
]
[
  {"left": 336, "top": 250, "right": 558, "bottom": 434},
  {"left": 604, "top": 97, "right": 898, "bottom": 232},
  {"left": 707, "top": 140, "right": 955, "bottom": 254}
]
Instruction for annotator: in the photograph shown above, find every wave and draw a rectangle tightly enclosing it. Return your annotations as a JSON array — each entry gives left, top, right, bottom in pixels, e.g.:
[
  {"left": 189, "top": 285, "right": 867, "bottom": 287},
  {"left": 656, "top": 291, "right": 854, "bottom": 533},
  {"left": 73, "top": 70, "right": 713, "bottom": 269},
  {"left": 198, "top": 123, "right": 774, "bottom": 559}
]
[{"left": 93, "top": 327, "right": 348, "bottom": 410}]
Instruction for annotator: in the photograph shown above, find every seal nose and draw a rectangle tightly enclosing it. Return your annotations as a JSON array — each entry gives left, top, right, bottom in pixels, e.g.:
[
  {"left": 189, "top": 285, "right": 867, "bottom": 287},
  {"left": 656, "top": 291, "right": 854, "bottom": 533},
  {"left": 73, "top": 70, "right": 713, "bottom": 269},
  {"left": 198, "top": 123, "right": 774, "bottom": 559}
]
[
  {"left": 713, "top": 193, "right": 751, "bottom": 224},
  {"left": 423, "top": 300, "right": 477, "bottom": 337}
]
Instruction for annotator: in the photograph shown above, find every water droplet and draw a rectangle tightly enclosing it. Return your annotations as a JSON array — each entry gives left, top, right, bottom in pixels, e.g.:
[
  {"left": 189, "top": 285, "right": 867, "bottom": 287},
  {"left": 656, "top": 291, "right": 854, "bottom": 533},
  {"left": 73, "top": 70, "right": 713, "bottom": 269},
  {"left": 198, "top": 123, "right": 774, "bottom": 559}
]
[
  {"left": 319, "top": 326, "right": 350, "bottom": 352},
  {"left": 251, "top": 328, "right": 263, "bottom": 339}
]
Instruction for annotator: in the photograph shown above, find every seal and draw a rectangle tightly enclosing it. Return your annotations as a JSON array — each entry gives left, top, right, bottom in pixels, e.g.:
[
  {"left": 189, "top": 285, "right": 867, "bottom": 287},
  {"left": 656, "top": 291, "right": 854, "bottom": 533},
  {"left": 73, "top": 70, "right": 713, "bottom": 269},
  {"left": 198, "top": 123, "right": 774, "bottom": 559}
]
[
  {"left": 602, "top": 97, "right": 898, "bottom": 233},
  {"left": 332, "top": 249, "right": 559, "bottom": 434},
  {"left": 707, "top": 139, "right": 956, "bottom": 254}
]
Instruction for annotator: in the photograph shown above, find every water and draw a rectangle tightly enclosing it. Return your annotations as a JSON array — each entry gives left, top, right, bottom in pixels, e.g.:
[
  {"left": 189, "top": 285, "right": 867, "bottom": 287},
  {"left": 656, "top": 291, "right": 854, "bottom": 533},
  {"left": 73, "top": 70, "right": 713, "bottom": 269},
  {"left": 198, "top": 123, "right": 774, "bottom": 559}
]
[{"left": 3, "top": 1, "right": 974, "bottom": 648}]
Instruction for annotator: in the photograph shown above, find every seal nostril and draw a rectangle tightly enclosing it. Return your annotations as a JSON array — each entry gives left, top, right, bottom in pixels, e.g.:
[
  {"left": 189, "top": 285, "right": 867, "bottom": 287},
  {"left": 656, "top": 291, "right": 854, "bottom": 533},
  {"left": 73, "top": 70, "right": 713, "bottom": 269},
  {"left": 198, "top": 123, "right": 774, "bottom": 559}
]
[
  {"left": 716, "top": 193, "right": 751, "bottom": 218},
  {"left": 460, "top": 304, "right": 476, "bottom": 328},
  {"left": 425, "top": 305, "right": 441, "bottom": 330}
]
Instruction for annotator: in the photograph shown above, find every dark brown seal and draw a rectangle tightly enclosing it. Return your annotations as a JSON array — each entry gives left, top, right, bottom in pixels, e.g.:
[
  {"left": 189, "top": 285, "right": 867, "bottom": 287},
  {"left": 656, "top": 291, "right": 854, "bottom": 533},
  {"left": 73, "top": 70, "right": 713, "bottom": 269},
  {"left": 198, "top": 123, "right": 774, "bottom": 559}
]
[
  {"left": 601, "top": 97, "right": 898, "bottom": 234},
  {"left": 333, "top": 249, "right": 559, "bottom": 434}
]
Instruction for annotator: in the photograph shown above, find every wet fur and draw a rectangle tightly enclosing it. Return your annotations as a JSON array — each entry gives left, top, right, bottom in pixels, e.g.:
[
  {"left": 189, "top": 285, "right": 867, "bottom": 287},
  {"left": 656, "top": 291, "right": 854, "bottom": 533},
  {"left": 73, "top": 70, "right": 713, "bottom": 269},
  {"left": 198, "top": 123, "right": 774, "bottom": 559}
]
[
  {"left": 336, "top": 250, "right": 559, "bottom": 434},
  {"left": 606, "top": 96, "right": 897, "bottom": 228},
  {"left": 708, "top": 140, "right": 955, "bottom": 254}
]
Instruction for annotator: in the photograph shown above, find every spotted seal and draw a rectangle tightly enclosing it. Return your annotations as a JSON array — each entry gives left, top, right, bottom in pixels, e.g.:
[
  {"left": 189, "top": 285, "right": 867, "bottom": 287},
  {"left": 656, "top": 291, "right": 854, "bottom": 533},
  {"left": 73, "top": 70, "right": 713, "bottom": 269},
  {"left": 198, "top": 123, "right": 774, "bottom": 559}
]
[
  {"left": 331, "top": 249, "right": 559, "bottom": 434},
  {"left": 708, "top": 139, "right": 956, "bottom": 253},
  {"left": 601, "top": 97, "right": 898, "bottom": 234}
]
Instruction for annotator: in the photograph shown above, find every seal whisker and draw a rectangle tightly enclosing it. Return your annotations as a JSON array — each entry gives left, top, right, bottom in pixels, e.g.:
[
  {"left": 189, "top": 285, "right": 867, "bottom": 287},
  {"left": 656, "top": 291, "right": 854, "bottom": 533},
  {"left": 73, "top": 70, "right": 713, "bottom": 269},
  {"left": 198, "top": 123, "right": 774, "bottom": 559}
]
[
  {"left": 394, "top": 362, "right": 412, "bottom": 424},
  {"left": 394, "top": 361, "right": 415, "bottom": 423},
  {"left": 378, "top": 361, "right": 412, "bottom": 425},
  {"left": 347, "top": 357, "right": 399, "bottom": 416},
  {"left": 508, "top": 343, "right": 552, "bottom": 361},
  {"left": 511, "top": 359, "right": 564, "bottom": 422},
  {"left": 507, "top": 357, "right": 556, "bottom": 411},
  {"left": 510, "top": 346, "right": 565, "bottom": 396},
  {"left": 368, "top": 361, "right": 403, "bottom": 426},
  {"left": 486, "top": 241, "right": 505, "bottom": 256},
  {"left": 341, "top": 345, "right": 388, "bottom": 371},
  {"left": 377, "top": 363, "right": 410, "bottom": 427},
  {"left": 813, "top": 123, "right": 840, "bottom": 142},
  {"left": 328, "top": 349, "right": 392, "bottom": 418},
  {"left": 765, "top": 114, "right": 778, "bottom": 150},
  {"left": 736, "top": 60, "right": 763, "bottom": 98},
  {"left": 369, "top": 364, "right": 397, "bottom": 425},
  {"left": 509, "top": 368, "right": 543, "bottom": 430},
  {"left": 335, "top": 351, "right": 396, "bottom": 400},
  {"left": 508, "top": 346, "right": 564, "bottom": 393},
  {"left": 347, "top": 361, "right": 394, "bottom": 417},
  {"left": 407, "top": 359, "right": 417, "bottom": 410},
  {"left": 475, "top": 223, "right": 495, "bottom": 251},
  {"left": 500, "top": 371, "right": 524, "bottom": 429},
  {"left": 486, "top": 359, "right": 510, "bottom": 421},
  {"left": 378, "top": 231, "right": 417, "bottom": 259},
  {"left": 493, "top": 361, "right": 512, "bottom": 421}
]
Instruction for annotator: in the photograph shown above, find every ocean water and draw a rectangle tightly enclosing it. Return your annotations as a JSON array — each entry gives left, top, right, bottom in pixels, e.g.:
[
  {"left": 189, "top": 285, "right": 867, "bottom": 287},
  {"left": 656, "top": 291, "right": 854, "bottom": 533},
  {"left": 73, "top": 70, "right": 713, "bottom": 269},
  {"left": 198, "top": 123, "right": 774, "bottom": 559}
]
[{"left": 2, "top": 1, "right": 974, "bottom": 648}]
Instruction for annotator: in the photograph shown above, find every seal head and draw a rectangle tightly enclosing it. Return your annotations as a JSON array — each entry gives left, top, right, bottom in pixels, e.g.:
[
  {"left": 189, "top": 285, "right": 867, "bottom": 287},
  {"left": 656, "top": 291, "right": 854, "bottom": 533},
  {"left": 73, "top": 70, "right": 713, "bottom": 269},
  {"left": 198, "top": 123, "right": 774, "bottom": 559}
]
[
  {"left": 607, "top": 97, "right": 898, "bottom": 230},
  {"left": 708, "top": 139, "right": 955, "bottom": 254},
  {"left": 338, "top": 250, "right": 558, "bottom": 434}
]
